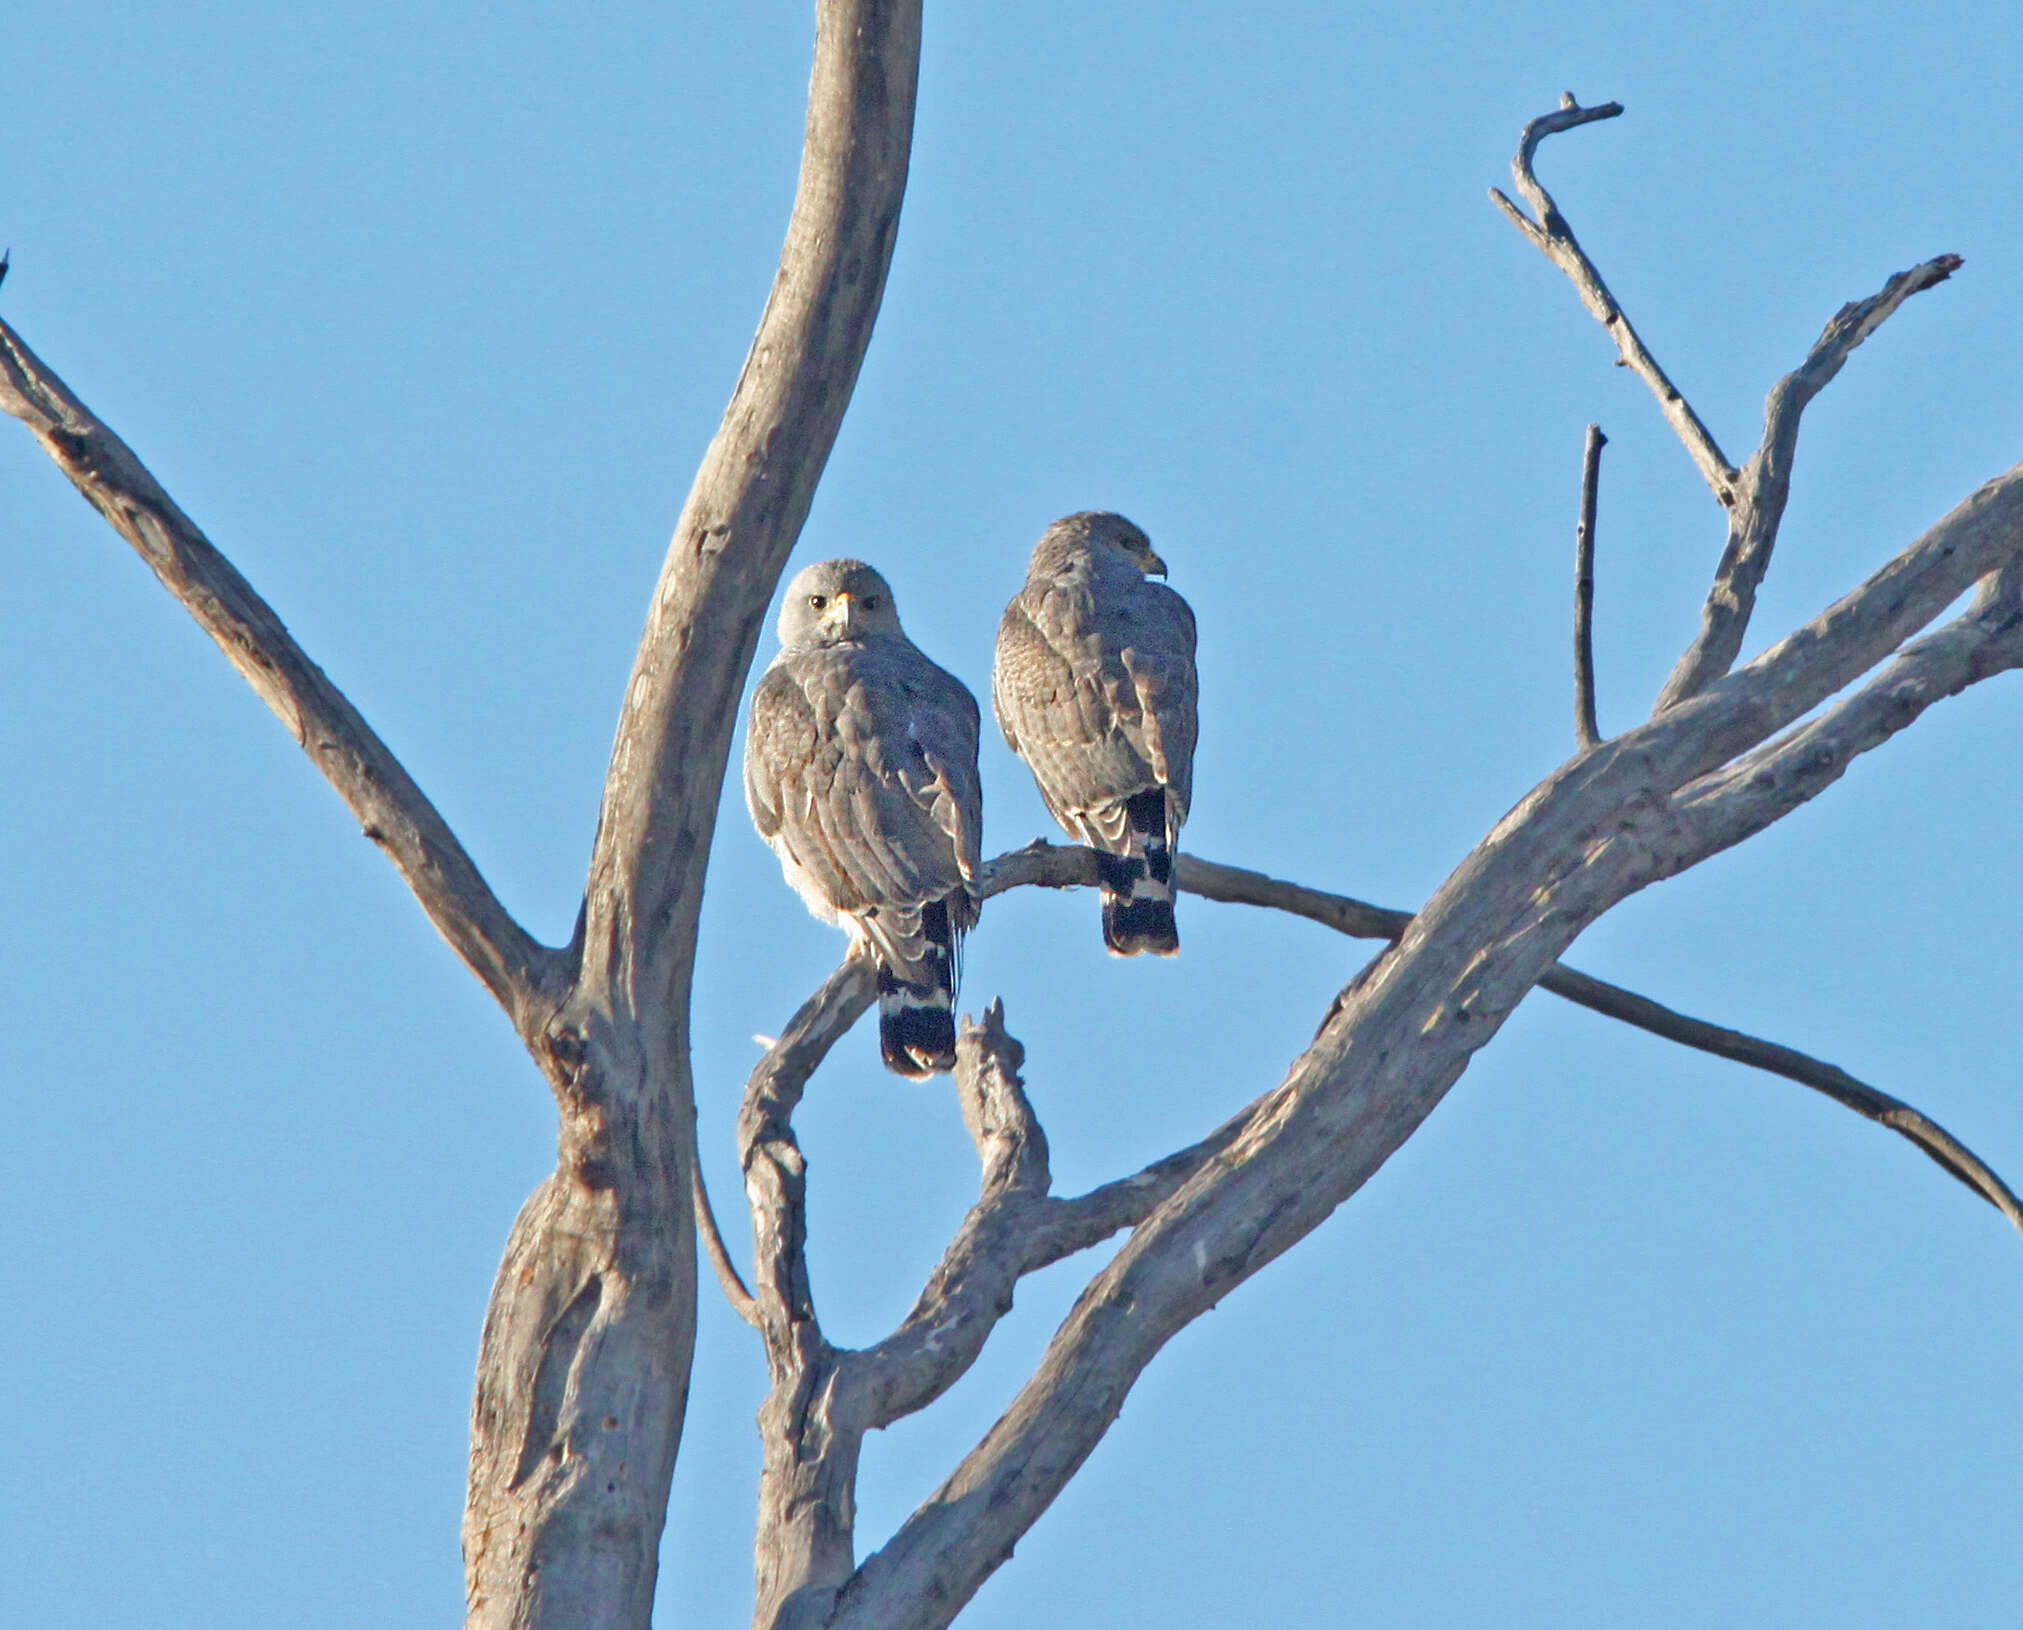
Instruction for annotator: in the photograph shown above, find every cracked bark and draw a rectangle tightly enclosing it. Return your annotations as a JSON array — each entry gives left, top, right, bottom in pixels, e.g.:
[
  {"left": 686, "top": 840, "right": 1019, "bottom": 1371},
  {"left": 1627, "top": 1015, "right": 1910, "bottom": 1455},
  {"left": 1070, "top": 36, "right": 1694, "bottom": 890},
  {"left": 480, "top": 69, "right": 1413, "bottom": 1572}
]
[{"left": 2, "top": 4, "right": 922, "bottom": 1626}]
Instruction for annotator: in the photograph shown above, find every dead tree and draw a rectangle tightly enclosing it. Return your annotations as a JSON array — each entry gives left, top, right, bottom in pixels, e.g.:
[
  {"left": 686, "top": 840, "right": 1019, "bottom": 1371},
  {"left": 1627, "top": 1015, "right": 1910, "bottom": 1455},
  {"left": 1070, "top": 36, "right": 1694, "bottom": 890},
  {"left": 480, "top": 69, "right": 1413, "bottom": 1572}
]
[{"left": 2, "top": 9, "right": 2017, "bottom": 1627}]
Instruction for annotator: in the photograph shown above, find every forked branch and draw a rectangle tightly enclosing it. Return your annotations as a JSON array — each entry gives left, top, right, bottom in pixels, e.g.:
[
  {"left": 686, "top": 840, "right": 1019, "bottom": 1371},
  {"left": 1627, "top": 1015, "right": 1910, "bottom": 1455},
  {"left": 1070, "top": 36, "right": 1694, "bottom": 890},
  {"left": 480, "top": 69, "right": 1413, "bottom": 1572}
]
[
  {"left": 1491, "top": 94, "right": 1966, "bottom": 713},
  {"left": 716, "top": 838, "right": 2023, "bottom": 1354}
]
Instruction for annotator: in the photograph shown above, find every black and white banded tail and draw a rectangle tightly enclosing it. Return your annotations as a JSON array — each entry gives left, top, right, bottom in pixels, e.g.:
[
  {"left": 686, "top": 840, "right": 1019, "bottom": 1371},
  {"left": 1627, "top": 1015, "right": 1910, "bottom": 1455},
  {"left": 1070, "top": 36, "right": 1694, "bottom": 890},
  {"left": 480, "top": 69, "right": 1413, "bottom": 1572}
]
[
  {"left": 1097, "top": 786, "right": 1179, "bottom": 956},
  {"left": 877, "top": 896, "right": 961, "bottom": 1077}
]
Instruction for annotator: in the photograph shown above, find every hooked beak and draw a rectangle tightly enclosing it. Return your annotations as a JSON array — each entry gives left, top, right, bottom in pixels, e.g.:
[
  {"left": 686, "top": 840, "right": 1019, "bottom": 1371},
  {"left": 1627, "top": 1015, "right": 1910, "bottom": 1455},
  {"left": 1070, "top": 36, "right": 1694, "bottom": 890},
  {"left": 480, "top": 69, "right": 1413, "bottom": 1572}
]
[
  {"left": 1142, "top": 549, "right": 1169, "bottom": 578},
  {"left": 833, "top": 591, "right": 863, "bottom": 636}
]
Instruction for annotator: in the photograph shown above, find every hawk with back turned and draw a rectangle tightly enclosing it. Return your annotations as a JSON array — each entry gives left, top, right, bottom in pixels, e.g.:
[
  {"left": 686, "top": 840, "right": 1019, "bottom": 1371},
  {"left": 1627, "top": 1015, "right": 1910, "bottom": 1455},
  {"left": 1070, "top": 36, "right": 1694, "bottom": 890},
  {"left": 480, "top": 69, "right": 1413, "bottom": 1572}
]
[
  {"left": 745, "top": 559, "right": 983, "bottom": 1076},
  {"left": 994, "top": 512, "right": 1198, "bottom": 954}
]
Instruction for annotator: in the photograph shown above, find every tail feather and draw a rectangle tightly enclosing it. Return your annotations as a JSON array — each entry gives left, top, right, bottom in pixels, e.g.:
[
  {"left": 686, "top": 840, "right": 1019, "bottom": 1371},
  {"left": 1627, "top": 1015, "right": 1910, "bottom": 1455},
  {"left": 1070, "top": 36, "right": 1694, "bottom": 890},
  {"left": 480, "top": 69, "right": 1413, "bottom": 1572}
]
[
  {"left": 1098, "top": 787, "right": 1179, "bottom": 956},
  {"left": 877, "top": 896, "right": 961, "bottom": 1076}
]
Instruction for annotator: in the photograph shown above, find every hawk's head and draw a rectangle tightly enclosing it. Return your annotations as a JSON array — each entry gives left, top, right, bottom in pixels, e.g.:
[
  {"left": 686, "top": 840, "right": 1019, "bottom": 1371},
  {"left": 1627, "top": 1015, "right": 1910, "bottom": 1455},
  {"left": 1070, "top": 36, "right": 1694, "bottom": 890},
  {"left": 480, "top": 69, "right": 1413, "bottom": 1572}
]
[
  {"left": 1036, "top": 510, "right": 1168, "bottom": 578},
  {"left": 778, "top": 558, "right": 905, "bottom": 646}
]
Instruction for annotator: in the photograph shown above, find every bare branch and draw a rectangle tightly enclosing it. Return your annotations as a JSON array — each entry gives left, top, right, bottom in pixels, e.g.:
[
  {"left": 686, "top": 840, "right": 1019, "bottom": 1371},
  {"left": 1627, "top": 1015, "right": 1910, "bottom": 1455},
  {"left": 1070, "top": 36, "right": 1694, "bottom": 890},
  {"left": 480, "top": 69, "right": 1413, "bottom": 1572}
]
[
  {"left": 1575, "top": 422, "right": 1607, "bottom": 748},
  {"left": 1655, "top": 254, "right": 1964, "bottom": 710},
  {"left": 851, "top": 1004, "right": 1054, "bottom": 1430},
  {"left": 1176, "top": 852, "right": 1409, "bottom": 937},
  {"left": 465, "top": 13, "right": 922, "bottom": 1622},
  {"left": 693, "top": 1152, "right": 760, "bottom": 1330},
  {"left": 740, "top": 957, "right": 877, "bottom": 1346},
  {"left": 0, "top": 317, "right": 561, "bottom": 1031},
  {"left": 1540, "top": 963, "right": 2023, "bottom": 1235},
  {"left": 1491, "top": 95, "right": 1738, "bottom": 504},
  {"left": 1004, "top": 841, "right": 2023, "bottom": 1236},
  {"left": 951, "top": 999, "right": 1050, "bottom": 1198},
  {"left": 575, "top": 0, "right": 923, "bottom": 1031},
  {"left": 1023, "top": 1104, "right": 1258, "bottom": 1269},
  {"left": 1674, "top": 566, "right": 2023, "bottom": 866},
  {"left": 740, "top": 960, "right": 878, "bottom": 1630}
]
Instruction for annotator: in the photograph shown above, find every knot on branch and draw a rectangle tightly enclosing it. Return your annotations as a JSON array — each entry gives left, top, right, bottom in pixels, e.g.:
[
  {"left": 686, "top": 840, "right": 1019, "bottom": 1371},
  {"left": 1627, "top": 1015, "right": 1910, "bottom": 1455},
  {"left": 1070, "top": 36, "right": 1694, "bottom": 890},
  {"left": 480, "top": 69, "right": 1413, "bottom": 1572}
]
[{"left": 956, "top": 999, "right": 1049, "bottom": 1198}]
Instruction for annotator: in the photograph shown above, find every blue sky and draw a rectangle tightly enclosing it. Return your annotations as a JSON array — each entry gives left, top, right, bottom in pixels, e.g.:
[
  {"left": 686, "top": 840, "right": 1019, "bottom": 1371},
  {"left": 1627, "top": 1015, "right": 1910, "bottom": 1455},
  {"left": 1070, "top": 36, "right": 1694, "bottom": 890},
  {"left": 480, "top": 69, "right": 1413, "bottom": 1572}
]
[{"left": 3, "top": 4, "right": 2020, "bottom": 1626}]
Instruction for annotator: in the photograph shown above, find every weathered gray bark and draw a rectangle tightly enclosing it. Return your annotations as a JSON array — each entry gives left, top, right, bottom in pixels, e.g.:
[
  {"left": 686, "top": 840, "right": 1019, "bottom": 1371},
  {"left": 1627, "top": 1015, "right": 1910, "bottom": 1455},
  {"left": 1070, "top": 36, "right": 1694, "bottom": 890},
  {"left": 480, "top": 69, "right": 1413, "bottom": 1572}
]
[
  {"left": 1, "top": 4, "right": 921, "bottom": 1626},
  {"left": 689, "top": 98, "right": 2023, "bottom": 1630},
  {"left": 460, "top": 2, "right": 921, "bottom": 1623}
]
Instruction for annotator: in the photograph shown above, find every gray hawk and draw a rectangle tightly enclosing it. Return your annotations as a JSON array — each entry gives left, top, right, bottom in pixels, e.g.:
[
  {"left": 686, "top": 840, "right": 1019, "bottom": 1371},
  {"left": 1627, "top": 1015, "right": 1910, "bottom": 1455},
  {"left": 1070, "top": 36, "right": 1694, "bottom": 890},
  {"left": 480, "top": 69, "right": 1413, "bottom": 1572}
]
[
  {"left": 745, "top": 559, "right": 983, "bottom": 1075},
  {"left": 993, "top": 512, "right": 1199, "bottom": 955}
]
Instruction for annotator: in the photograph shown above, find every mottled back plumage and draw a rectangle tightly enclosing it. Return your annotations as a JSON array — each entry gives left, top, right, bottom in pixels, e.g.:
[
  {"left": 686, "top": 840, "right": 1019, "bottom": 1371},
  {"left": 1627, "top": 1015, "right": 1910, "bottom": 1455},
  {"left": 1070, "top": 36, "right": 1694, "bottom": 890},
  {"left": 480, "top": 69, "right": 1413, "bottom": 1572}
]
[
  {"left": 993, "top": 512, "right": 1198, "bottom": 954},
  {"left": 746, "top": 560, "right": 983, "bottom": 1075}
]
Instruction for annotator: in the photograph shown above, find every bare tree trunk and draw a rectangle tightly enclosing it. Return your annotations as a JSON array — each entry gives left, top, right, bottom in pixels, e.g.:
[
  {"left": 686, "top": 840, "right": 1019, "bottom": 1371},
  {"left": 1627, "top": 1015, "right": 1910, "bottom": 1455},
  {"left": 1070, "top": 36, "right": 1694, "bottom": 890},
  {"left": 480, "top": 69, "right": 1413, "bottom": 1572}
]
[{"left": 459, "top": 4, "right": 922, "bottom": 1625}]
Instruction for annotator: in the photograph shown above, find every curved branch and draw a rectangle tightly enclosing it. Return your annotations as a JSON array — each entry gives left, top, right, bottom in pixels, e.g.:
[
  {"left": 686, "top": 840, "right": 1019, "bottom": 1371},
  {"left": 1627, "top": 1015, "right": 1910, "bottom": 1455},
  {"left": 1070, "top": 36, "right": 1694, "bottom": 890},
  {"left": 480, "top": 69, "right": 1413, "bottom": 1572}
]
[
  {"left": 738, "top": 956, "right": 877, "bottom": 1630},
  {"left": 0, "top": 317, "right": 561, "bottom": 1031},
  {"left": 1491, "top": 94, "right": 1737, "bottom": 504},
  {"left": 693, "top": 1153, "right": 759, "bottom": 1330},
  {"left": 850, "top": 1002, "right": 1053, "bottom": 1429},
  {"left": 740, "top": 956, "right": 876, "bottom": 1349},
  {"left": 576, "top": 0, "right": 923, "bottom": 1024},
  {"left": 1540, "top": 964, "right": 2023, "bottom": 1235}
]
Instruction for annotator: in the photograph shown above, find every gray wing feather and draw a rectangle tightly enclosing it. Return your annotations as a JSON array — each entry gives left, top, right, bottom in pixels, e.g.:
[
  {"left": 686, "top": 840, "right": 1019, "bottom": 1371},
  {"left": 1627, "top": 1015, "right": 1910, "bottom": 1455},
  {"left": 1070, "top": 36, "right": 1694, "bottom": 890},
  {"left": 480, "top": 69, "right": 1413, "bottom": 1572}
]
[
  {"left": 747, "top": 640, "right": 981, "bottom": 962},
  {"left": 993, "top": 573, "right": 1197, "bottom": 845}
]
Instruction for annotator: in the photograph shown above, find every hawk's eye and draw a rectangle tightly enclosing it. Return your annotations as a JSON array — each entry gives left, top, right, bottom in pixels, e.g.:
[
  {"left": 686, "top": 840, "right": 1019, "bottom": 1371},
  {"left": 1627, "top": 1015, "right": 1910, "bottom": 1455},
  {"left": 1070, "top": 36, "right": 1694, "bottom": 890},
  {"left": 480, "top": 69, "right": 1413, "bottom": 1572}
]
[
  {"left": 808, "top": 594, "right": 827, "bottom": 609},
  {"left": 862, "top": 595, "right": 880, "bottom": 610}
]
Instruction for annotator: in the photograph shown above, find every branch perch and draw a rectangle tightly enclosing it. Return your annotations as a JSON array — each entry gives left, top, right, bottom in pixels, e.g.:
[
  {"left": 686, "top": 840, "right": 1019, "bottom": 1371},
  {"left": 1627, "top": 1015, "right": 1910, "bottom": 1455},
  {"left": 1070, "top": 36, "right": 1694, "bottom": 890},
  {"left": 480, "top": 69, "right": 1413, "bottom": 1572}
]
[{"left": 993, "top": 845, "right": 2023, "bottom": 1238}]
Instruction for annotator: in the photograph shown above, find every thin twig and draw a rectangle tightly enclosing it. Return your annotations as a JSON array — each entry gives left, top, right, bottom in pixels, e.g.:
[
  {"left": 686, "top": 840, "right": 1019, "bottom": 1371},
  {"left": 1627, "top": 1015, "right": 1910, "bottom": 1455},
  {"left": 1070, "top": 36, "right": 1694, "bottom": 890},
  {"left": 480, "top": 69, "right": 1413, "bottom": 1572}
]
[
  {"left": 1654, "top": 254, "right": 1964, "bottom": 711},
  {"left": 692, "top": 1148, "right": 760, "bottom": 1329},
  {"left": 1574, "top": 423, "right": 1607, "bottom": 749},
  {"left": 1171, "top": 848, "right": 2018, "bottom": 1232},
  {"left": 1491, "top": 94, "right": 1738, "bottom": 506},
  {"left": 1541, "top": 966, "right": 2023, "bottom": 1234},
  {"left": 0, "top": 316, "right": 562, "bottom": 1030}
]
